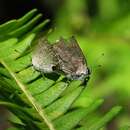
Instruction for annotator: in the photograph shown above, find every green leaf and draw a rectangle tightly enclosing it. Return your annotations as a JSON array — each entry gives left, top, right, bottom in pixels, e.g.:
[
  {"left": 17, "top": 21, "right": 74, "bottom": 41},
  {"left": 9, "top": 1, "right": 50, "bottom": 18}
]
[
  {"left": 53, "top": 99, "right": 103, "bottom": 130},
  {"left": 0, "top": 9, "right": 122, "bottom": 130},
  {"left": 119, "top": 125, "right": 130, "bottom": 130},
  {"left": 77, "top": 106, "right": 122, "bottom": 130},
  {"left": 0, "top": 9, "right": 38, "bottom": 35}
]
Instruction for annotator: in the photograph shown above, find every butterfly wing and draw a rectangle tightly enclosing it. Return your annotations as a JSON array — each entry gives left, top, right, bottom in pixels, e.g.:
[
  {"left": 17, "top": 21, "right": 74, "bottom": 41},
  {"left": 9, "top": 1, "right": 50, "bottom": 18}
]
[
  {"left": 68, "top": 36, "right": 87, "bottom": 64},
  {"left": 32, "top": 37, "right": 58, "bottom": 73},
  {"left": 53, "top": 36, "right": 87, "bottom": 78}
]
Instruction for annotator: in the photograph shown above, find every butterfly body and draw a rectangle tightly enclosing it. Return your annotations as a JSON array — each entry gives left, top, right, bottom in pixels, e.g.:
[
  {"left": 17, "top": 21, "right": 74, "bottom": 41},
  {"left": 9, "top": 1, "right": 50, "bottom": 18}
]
[{"left": 32, "top": 36, "right": 90, "bottom": 82}]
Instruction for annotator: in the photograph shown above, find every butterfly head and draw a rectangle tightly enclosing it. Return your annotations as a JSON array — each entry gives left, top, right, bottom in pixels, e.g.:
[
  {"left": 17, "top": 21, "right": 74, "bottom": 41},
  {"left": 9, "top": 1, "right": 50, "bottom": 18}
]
[{"left": 67, "top": 64, "right": 90, "bottom": 82}]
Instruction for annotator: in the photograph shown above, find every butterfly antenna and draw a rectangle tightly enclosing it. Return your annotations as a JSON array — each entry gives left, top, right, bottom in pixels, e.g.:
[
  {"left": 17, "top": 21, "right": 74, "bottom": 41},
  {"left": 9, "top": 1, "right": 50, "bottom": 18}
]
[{"left": 90, "top": 53, "right": 105, "bottom": 72}]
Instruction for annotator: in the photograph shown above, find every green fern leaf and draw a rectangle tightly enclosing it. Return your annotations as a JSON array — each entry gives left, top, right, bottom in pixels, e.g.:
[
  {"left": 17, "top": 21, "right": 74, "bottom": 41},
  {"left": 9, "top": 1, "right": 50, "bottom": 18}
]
[{"left": 0, "top": 9, "right": 122, "bottom": 130}]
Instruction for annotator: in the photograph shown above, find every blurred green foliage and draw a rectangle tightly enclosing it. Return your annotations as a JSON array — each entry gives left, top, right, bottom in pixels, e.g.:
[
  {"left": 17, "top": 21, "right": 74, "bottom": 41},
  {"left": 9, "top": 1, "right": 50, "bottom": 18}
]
[{"left": 48, "top": 0, "right": 130, "bottom": 129}]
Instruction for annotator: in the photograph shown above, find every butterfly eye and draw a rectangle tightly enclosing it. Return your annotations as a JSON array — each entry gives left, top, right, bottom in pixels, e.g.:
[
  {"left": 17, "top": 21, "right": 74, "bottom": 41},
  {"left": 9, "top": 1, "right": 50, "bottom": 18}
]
[
  {"left": 74, "top": 75, "right": 81, "bottom": 79},
  {"left": 77, "top": 75, "right": 81, "bottom": 77},
  {"left": 52, "top": 66, "right": 57, "bottom": 71}
]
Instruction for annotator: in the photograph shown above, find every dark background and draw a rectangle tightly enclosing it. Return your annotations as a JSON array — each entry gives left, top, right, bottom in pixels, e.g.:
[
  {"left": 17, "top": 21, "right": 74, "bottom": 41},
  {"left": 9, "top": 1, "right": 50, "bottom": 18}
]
[
  {"left": 0, "top": 0, "right": 97, "bottom": 24},
  {"left": 0, "top": 0, "right": 62, "bottom": 24}
]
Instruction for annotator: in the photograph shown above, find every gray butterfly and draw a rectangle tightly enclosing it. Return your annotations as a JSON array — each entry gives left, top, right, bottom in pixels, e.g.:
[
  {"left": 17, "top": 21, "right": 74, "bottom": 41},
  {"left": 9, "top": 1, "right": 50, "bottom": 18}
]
[{"left": 32, "top": 36, "right": 90, "bottom": 82}]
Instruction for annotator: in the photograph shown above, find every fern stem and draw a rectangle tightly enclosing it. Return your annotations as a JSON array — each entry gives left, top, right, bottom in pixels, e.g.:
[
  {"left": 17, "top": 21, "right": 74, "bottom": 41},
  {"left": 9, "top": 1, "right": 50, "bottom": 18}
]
[{"left": 0, "top": 59, "right": 56, "bottom": 130}]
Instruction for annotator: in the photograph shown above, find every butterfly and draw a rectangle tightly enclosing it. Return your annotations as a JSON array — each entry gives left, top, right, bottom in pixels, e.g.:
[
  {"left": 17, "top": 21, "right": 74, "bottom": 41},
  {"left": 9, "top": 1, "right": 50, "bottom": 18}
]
[{"left": 32, "top": 36, "right": 90, "bottom": 83}]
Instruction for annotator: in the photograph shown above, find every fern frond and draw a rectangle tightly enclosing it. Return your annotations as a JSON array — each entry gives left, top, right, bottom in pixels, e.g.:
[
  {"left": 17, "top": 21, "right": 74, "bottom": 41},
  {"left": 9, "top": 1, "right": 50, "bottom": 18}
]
[{"left": 0, "top": 9, "right": 122, "bottom": 130}]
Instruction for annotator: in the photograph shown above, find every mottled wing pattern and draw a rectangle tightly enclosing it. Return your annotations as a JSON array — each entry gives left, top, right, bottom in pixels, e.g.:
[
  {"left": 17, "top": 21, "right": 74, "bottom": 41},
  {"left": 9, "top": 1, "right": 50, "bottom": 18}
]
[
  {"left": 53, "top": 36, "right": 87, "bottom": 75},
  {"left": 68, "top": 36, "right": 87, "bottom": 64},
  {"left": 32, "top": 38, "right": 58, "bottom": 73}
]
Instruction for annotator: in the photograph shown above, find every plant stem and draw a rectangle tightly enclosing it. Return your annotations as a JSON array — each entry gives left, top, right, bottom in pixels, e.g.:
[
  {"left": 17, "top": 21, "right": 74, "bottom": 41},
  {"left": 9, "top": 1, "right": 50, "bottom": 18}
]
[{"left": 0, "top": 59, "right": 55, "bottom": 130}]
